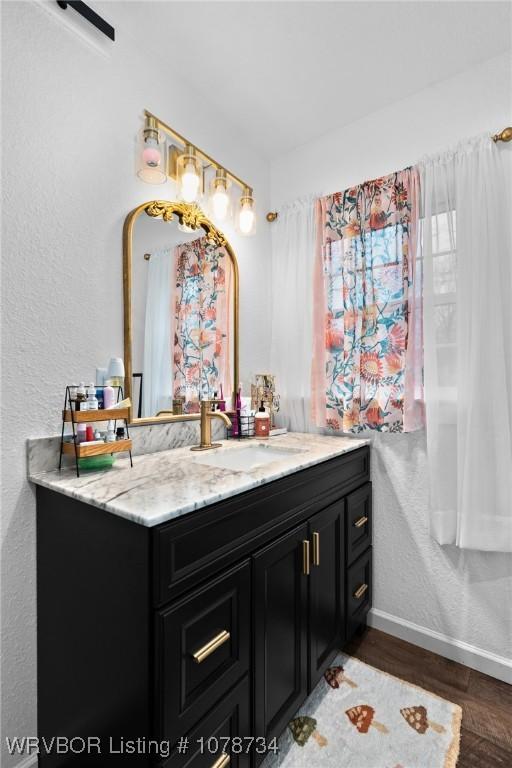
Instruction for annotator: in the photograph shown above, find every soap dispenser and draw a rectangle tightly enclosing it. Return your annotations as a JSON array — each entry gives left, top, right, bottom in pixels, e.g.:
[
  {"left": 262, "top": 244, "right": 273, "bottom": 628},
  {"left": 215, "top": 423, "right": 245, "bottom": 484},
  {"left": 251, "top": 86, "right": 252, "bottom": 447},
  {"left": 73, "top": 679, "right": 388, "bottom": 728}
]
[
  {"left": 75, "top": 382, "right": 87, "bottom": 411},
  {"left": 254, "top": 400, "right": 270, "bottom": 438}
]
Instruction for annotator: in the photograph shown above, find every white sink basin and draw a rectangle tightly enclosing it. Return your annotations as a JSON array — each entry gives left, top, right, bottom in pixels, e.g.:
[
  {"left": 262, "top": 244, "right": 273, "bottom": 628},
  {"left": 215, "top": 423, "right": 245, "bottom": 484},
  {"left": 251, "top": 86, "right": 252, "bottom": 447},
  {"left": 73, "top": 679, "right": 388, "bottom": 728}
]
[{"left": 193, "top": 443, "right": 303, "bottom": 472}]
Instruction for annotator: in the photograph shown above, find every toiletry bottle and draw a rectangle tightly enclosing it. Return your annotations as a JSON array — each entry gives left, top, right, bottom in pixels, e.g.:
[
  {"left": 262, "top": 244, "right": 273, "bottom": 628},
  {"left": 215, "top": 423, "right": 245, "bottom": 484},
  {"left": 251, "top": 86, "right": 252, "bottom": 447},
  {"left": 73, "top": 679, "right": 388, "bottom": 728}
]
[
  {"left": 103, "top": 384, "right": 115, "bottom": 410},
  {"left": 86, "top": 425, "right": 95, "bottom": 442},
  {"left": 76, "top": 382, "right": 87, "bottom": 411},
  {"left": 106, "top": 421, "right": 116, "bottom": 443},
  {"left": 255, "top": 401, "right": 270, "bottom": 438},
  {"left": 94, "top": 429, "right": 102, "bottom": 441},
  {"left": 218, "top": 384, "right": 226, "bottom": 412},
  {"left": 77, "top": 423, "right": 86, "bottom": 443},
  {"left": 95, "top": 387, "right": 104, "bottom": 409},
  {"left": 232, "top": 386, "right": 242, "bottom": 436},
  {"left": 96, "top": 367, "right": 107, "bottom": 387},
  {"left": 86, "top": 383, "right": 98, "bottom": 410},
  {"left": 116, "top": 427, "right": 125, "bottom": 441}
]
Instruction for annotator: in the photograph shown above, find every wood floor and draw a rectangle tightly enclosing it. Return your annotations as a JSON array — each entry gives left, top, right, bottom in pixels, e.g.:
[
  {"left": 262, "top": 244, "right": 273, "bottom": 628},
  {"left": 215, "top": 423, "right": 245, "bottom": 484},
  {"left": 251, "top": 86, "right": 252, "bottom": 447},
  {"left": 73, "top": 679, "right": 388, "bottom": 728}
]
[{"left": 344, "top": 627, "right": 512, "bottom": 768}]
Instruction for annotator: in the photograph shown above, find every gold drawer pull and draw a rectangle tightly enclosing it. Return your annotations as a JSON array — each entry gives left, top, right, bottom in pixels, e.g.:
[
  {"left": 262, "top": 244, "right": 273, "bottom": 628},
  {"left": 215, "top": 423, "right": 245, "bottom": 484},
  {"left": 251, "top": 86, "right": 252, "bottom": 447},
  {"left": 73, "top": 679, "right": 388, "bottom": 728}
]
[
  {"left": 354, "top": 516, "right": 368, "bottom": 528},
  {"left": 302, "top": 539, "right": 310, "bottom": 576},
  {"left": 192, "top": 630, "right": 230, "bottom": 664},
  {"left": 312, "top": 531, "right": 320, "bottom": 566},
  {"left": 354, "top": 583, "right": 368, "bottom": 600},
  {"left": 211, "top": 754, "right": 230, "bottom": 768}
]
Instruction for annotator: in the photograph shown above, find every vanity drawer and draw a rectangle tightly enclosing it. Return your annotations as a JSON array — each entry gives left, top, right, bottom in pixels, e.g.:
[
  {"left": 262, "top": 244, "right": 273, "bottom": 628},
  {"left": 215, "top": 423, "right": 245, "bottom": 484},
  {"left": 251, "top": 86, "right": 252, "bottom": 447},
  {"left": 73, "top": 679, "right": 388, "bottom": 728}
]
[
  {"left": 345, "top": 483, "right": 372, "bottom": 566},
  {"left": 161, "top": 676, "right": 250, "bottom": 768},
  {"left": 156, "top": 560, "right": 250, "bottom": 746},
  {"left": 346, "top": 548, "right": 372, "bottom": 638}
]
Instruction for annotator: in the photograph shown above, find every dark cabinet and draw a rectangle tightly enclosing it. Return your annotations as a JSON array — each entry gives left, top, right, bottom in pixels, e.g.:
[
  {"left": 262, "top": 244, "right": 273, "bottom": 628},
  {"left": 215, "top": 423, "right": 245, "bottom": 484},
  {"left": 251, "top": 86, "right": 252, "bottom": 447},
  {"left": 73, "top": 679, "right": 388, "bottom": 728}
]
[
  {"left": 253, "top": 524, "right": 309, "bottom": 748},
  {"left": 308, "top": 502, "right": 345, "bottom": 690},
  {"left": 36, "top": 446, "right": 371, "bottom": 766}
]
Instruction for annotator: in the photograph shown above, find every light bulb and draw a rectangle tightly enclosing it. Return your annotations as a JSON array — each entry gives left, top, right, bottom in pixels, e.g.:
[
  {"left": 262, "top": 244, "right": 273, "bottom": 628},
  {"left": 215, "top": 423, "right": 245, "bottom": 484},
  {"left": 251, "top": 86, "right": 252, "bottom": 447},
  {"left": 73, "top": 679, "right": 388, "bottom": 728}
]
[
  {"left": 142, "top": 138, "right": 161, "bottom": 167},
  {"left": 239, "top": 201, "right": 255, "bottom": 234},
  {"left": 212, "top": 186, "right": 230, "bottom": 221},
  {"left": 137, "top": 120, "right": 166, "bottom": 184},
  {"left": 181, "top": 161, "right": 200, "bottom": 202}
]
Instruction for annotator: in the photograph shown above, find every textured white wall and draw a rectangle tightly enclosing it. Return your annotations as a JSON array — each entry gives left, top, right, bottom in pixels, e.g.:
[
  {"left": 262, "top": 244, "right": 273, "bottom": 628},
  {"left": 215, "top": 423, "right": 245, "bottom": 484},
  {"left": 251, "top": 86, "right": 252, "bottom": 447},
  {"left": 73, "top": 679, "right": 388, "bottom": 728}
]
[
  {"left": 271, "top": 52, "right": 512, "bottom": 661},
  {"left": 0, "top": 2, "right": 270, "bottom": 764}
]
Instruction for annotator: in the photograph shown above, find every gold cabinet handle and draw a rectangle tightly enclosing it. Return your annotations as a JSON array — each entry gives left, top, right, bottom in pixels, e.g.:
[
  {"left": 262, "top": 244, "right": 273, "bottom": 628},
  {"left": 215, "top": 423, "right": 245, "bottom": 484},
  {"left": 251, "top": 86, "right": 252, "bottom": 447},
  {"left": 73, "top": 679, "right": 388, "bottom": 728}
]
[
  {"left": 302, "top": 539, "right": 310, "bottom": 576},
  {"left": 353, "top": 583, "right": 368, "bottom": 600},
  {"left": 312, "top": 531, "right": 320, "bottom": 566},
  {"left": 192, "top": 630, "right": 230, "bottom": 664},
  {"left": 211, "top": 754, "right": 230, "bottom": 768},
  {"left": 354, "top": 516, "right": 368, "bottom": 528}
]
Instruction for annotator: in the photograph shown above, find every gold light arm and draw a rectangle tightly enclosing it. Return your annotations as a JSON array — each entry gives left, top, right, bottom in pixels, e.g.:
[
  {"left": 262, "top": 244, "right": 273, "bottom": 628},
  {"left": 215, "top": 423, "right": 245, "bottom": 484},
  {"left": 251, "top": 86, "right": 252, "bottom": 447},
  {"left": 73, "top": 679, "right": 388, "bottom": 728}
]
[{"left": 144, "top": 109, "right": 251, "bottom": 192}]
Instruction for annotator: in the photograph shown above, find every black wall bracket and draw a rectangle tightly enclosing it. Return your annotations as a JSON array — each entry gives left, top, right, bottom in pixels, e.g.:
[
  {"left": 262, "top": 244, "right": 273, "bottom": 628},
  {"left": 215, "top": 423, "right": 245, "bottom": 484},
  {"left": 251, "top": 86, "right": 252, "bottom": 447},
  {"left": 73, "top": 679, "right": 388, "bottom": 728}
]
[{"left": 56, "top": 1, "right": 115, "bottom": 41}]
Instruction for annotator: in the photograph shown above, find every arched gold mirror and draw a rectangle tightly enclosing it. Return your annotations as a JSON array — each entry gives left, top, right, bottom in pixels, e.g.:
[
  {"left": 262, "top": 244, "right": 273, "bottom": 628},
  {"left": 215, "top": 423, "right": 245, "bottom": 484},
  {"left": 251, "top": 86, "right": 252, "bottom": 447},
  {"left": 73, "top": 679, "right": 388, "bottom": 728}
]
[{"left": 123, "top": 200, "right": 239, "bottom": 424}]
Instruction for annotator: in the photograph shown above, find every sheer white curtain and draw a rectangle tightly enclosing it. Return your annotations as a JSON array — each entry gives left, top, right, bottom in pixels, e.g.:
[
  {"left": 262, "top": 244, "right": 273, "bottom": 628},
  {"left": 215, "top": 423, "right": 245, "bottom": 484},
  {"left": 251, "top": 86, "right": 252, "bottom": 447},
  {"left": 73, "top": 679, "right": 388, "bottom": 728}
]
[
  {"left": 142, "top": 247, "right": 174, "bottom": 417},
  {"left": 420, "top": 135, "right": 512, "bottom": 551},
  {"left": 270, "top": 196, "right": 317, "bottom": 432}
]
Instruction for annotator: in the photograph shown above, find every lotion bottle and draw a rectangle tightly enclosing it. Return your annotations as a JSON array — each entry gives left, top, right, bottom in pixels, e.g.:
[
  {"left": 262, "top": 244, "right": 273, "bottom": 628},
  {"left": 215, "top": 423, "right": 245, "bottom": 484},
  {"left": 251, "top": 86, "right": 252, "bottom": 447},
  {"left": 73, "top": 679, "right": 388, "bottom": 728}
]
[
  {"left": 254, "top": 401, "right": 270, "bottom": 438},
  {"left": 103, "top": 385, "right": 115, "bottom": 410}
]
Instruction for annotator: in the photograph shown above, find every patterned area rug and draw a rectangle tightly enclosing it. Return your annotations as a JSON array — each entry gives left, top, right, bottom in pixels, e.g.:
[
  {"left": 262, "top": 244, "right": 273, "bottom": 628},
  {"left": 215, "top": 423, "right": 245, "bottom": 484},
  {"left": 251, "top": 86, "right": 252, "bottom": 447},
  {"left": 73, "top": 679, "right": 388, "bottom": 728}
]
[{"left": 263, "top": 654, "right": 462, "bottom": 768}]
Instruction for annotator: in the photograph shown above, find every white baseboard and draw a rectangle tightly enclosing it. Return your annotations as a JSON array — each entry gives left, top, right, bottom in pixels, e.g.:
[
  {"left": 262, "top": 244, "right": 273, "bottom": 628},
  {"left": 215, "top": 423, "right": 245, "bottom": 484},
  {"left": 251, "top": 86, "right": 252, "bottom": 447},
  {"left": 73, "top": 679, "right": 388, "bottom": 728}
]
[
  {"left": 368, "top": 608, "right": 512, "bottom": 685},
  {"left": 13, "top": 756, "right": 38, "bottom": 768}
]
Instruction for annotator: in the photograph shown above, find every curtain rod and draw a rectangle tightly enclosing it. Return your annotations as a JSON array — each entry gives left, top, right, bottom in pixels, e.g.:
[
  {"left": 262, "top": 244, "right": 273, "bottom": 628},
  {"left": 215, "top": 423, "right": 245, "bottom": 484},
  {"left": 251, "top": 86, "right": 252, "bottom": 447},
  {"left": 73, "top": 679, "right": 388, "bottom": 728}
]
[
  {"left": 492, "top": 126, "right": 512, "bottom": 143},
  {"left": 266, "top": 126, "right": 512, "bottom": 223}
]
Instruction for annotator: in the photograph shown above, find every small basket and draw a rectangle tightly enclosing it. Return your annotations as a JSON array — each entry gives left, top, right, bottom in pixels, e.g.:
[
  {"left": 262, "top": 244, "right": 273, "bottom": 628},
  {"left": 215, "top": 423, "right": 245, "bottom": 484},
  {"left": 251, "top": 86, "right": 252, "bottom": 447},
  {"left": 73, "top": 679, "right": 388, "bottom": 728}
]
[{"left": 226, "top": 413, "right": 255, "bottom": 440}]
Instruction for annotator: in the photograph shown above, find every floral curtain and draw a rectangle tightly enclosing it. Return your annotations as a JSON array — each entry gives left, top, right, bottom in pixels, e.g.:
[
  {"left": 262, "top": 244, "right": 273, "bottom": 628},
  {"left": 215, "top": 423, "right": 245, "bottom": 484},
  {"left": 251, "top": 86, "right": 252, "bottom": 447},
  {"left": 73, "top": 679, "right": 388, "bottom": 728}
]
[
  {"left": 173, "top": 236, "right": 232, "bottom": 413},
  {"left": 311, "top": 168, "right": 424, "bottom": 433}
]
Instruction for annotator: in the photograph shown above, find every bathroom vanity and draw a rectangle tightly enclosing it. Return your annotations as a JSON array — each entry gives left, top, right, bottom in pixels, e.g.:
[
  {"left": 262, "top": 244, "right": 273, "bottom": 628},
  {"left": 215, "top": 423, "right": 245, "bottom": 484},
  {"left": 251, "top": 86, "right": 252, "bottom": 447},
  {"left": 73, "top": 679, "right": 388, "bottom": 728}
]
[{"left": 32, "top": 434, "right": 372, "bottom": 767}]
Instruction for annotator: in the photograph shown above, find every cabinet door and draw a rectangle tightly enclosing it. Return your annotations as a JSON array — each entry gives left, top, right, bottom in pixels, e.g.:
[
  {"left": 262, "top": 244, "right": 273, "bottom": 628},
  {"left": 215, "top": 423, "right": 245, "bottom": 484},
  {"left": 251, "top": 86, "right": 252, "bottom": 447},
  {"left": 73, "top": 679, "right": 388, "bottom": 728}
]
[
  {"left": 253, "top": 523, "right": 309, "bottom": 751},
  {"left": 308, "top": 502, "right": 345, "bottom": 690}
]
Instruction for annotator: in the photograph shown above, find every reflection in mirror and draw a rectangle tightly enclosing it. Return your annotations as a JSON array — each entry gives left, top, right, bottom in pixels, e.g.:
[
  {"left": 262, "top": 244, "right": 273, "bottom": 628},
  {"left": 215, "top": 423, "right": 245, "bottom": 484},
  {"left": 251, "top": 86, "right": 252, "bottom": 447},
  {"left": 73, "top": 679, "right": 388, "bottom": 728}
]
[{"left": 130, "top": 207, "right": 235, "bottom": 419}]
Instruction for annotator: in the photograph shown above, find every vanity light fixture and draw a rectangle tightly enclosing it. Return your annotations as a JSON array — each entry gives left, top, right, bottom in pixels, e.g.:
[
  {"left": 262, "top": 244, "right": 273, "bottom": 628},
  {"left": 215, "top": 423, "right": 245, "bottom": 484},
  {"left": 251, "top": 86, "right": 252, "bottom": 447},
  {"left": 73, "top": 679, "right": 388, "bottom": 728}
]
[
  {"left": 238, "top": 187, "right": 256, "bottom": 236},
  {"left": 177, "top": 144, "right": 201, "bottom": 203},
  {"left": 136, "top": 110, "right": 256, "bottom": 235},
  {"left": 210, "top": 168, "right": 230, "bottom": 222},
  {"left": 137, "top": 116, "right": 166, "bottom": 184}
]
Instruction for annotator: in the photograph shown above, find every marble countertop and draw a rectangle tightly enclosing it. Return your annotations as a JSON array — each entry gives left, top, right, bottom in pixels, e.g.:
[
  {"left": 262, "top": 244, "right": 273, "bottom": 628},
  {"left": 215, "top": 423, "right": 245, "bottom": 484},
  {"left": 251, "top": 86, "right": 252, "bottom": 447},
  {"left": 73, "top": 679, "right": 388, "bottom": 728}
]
[{"left": 28, "top": 432, "right": 370, "bottom": 527}]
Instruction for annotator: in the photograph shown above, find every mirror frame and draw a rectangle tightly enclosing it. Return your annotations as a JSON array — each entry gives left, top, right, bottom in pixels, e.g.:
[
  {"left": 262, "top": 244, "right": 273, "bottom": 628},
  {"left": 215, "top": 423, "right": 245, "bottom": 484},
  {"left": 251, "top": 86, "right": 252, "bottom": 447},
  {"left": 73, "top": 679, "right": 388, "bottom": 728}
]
[{"left": 123, "top": 200, "right": 239, "bottom": 425}]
